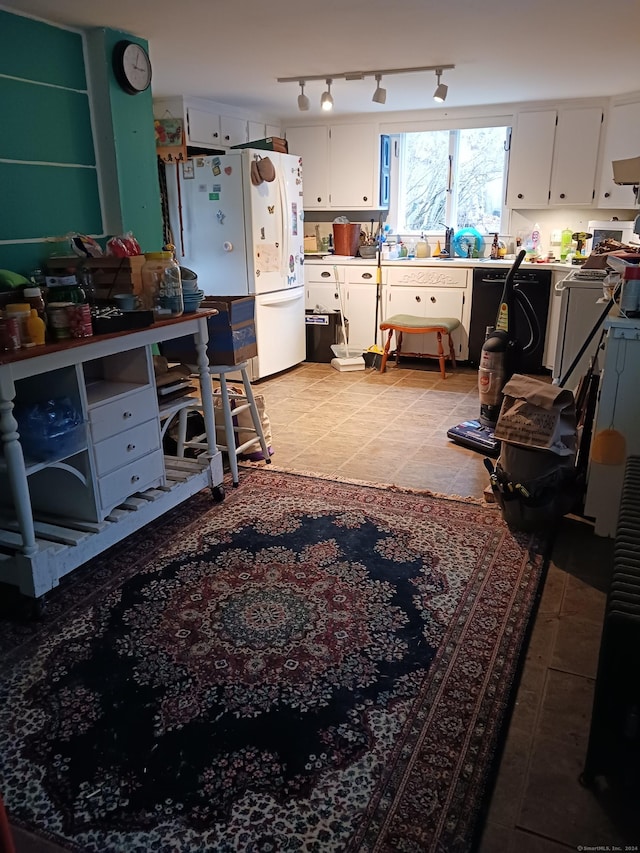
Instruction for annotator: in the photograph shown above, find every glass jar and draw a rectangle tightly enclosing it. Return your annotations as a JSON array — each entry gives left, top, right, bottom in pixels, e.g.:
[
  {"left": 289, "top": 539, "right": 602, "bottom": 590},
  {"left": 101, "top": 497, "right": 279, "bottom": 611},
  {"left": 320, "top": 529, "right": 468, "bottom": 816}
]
[
  {"left": 45, "top": 276, "right": 86, "bottom": 306},
  {"left": 141, "top": 252, "right": 183, "bottom": 320},
  {"left": 23, "top": 286, "right": 47, "bottom": 323},
  {"left": 6, "top": 303, "right": 32, "bottom": 347}
]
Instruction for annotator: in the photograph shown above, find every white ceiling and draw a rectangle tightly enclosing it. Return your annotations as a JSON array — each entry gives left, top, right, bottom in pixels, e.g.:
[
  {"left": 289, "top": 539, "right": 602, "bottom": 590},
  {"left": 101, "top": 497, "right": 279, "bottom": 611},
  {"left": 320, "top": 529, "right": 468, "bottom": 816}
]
[{"left": 4, "top": 0, "right": 640, "bottom": 120}]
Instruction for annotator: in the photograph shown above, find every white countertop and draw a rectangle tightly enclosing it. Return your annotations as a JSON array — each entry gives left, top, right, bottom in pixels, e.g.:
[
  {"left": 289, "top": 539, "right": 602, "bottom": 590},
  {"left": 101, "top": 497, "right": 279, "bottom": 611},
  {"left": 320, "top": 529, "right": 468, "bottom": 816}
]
[{"left": 303, "top": 255, "right": 570, "bottom": 272}]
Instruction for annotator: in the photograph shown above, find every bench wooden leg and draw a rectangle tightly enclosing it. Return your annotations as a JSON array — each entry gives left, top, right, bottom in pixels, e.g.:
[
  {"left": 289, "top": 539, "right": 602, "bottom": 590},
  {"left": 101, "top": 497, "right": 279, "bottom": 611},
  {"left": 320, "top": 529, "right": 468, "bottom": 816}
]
[
  {"left": 436, "top": 331, "right": 446, "bottom": 379},
  {"left": 448, "top": 332, "right": 457, "bottom": 368},
  {"left": 379, "top": 328, "right": 394, "bottom": 373}
]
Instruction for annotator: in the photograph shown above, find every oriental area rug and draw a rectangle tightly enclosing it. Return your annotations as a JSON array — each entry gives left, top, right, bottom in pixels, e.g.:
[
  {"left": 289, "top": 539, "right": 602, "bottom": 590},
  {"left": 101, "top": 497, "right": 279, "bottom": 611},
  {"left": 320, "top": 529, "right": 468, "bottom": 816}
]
[{"left": 0, "top": 469, "right": 549, "bottom": 853}]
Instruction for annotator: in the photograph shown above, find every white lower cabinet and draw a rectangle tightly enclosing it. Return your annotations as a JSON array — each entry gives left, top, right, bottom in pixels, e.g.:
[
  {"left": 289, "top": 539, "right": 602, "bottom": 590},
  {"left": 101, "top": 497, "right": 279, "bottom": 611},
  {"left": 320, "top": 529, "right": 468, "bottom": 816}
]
[
  {"left": 385, "top": 266, "right": 469, "bottom": 360},
  {"left": 305, "top": 264, "right": 388, "bottom": 352}
]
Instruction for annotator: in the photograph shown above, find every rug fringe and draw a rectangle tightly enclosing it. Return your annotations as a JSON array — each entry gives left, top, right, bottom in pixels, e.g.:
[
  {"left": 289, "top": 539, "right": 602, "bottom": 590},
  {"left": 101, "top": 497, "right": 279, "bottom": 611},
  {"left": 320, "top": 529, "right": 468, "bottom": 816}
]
[{"left": 238, "top": 462, "right": 491, "bottom": 507}]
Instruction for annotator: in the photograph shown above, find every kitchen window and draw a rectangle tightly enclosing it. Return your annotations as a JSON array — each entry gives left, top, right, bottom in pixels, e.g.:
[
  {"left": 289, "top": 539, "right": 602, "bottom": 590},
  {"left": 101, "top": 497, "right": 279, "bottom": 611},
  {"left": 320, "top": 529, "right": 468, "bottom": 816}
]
[{"left": 389, "top": 123, "right": 510, "bottom": 236}]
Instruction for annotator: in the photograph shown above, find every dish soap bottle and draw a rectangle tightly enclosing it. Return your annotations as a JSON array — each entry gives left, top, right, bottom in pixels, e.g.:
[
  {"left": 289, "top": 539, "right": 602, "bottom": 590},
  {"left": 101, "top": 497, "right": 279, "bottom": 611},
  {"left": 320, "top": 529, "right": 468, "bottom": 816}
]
[{"left": 490, "top": 233, "right": 500, "bottom": 260}]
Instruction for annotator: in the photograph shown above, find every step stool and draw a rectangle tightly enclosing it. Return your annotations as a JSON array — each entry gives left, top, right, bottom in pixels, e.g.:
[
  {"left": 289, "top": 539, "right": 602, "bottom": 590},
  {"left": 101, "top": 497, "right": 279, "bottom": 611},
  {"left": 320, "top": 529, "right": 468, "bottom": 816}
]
[{"left": 178, "top": 362, "right": 270, "bottom": 487}]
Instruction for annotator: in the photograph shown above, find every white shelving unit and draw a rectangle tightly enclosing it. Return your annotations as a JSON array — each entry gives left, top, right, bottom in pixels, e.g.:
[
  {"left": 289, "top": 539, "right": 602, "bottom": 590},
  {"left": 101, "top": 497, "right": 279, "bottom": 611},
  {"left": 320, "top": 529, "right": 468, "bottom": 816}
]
[{"left": 0, "top": 312, "right": 224, "bottom": 605}]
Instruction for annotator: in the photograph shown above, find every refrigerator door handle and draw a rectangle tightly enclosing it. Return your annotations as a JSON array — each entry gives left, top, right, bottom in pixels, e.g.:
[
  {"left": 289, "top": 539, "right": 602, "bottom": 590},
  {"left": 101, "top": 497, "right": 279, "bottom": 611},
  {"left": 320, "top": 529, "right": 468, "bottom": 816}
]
[
  {"left": 259, "top": 289, "right": 303, "bottom": 306},
  {"left": 278, "top": 169, "right": 289, "bottom": 274}
]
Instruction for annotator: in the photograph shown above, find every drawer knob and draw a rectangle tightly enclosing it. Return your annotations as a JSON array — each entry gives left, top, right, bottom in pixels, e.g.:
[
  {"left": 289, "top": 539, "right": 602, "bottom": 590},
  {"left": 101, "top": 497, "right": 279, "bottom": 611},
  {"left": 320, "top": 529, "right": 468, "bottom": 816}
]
[
  {"left": 131, "top": 475, "right": 140, "bottom": 483},
  {"left": 362, "top": 273, "right": 372, "bottom": 279},
  {"left": 415, "top": 295, "right": 421, "bottom": 303},
  {"left": 604, "top": 191, "right": 610, "bottom": 198},
  {"left": 123, "top": 411, "right": 132, "bottom": 419},
  {"left": 430, "top": 296, "right": 436, "bottom": 303},
  {"left": 559, "top": 193, "right": 565, "bottom": 199},
  {"left": 517, "top": 193, "right": 523, "bottom": 199},
  {"left": 127, "top": 443, "right": 136, "bottom": 451},
  {"left": 321, "top": 271, "right": 330, "bottom": 277}
]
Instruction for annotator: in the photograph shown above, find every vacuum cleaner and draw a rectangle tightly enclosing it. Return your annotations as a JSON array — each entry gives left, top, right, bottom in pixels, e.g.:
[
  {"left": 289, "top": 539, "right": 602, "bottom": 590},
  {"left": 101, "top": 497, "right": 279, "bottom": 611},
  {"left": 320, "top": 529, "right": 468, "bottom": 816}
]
[{"left": 447, "top": 249, "right": 541, "bottom": 456}]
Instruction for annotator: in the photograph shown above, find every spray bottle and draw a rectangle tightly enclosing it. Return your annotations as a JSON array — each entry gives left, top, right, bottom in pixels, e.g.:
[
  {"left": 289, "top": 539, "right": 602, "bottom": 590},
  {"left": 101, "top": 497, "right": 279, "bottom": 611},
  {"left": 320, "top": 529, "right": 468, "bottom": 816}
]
[{"left": 560, "top": 227, "right": 573, "bottom": 261}]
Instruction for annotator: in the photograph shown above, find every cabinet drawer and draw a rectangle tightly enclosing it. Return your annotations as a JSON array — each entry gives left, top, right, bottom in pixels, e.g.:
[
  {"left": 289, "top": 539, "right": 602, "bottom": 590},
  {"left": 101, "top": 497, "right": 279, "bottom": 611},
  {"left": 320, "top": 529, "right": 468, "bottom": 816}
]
[
  {"left": 388, "top": 266, "right": 468, "bottom": 288},
  {"left": 92, "top": 419, "right": 161, "bottom": 477},
  {"left": 346, "top": 266, "right": 388, "bottom": 285},
  {"left": 305, "top": 264, "right": 344, "bottom": 283},
  {"left": 98, "top": 450, "right": 165, "bottom": 512},
  {"left": 89, "top": 386, "right": 157, "bottom": 443}
]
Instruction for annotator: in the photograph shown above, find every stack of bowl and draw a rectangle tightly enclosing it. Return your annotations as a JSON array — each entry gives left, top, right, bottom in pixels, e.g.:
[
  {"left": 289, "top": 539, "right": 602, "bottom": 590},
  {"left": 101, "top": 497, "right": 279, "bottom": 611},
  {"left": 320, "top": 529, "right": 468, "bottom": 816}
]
[{"left": 180, "top": 268, "right": 204, "bottom": 313}]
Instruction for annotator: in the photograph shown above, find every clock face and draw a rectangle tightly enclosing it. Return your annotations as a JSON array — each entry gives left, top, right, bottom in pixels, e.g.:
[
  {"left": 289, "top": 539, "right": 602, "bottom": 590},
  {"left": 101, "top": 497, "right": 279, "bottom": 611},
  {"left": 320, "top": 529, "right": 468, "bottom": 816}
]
[{"left": 113, "top": 40, "right": 152, "bottom": 95}]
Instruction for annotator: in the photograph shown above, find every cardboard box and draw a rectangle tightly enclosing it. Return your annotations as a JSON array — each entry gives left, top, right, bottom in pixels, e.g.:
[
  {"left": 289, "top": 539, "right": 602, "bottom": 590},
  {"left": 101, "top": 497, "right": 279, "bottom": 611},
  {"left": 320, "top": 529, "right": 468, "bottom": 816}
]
[
  {"left": 231, "top": 137, "right": 288, "bottom": 153},
  {"left": 161, "top": 296, "right": 257, "bottom": 366},
  {"left": 45, "top": 256, "right": 146, "bottom": 300}
]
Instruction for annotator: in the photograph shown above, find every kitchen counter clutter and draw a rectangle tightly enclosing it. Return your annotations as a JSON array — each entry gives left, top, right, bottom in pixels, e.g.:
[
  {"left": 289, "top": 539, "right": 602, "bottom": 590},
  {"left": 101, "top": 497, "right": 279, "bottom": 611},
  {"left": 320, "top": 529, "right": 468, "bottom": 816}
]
[
  {"left": 0, "top": 311, "right": 224, "bottom": 611},
  {"left": 304, "top": 256, "right": 569, "bottom": 367}
]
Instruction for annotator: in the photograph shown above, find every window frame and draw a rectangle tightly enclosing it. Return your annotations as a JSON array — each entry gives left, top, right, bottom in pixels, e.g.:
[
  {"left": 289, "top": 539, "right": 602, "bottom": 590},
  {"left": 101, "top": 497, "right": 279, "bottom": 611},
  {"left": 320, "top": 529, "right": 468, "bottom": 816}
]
[{"left": 386, "top": 115, "right": 513, "bottom": 237}]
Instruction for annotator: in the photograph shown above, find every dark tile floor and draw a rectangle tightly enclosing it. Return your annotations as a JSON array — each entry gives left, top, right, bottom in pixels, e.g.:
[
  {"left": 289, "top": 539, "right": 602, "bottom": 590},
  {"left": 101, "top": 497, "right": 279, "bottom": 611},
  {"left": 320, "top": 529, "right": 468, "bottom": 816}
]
[{"left": 8, "top": 359, "right": 639, "bottom": 851}]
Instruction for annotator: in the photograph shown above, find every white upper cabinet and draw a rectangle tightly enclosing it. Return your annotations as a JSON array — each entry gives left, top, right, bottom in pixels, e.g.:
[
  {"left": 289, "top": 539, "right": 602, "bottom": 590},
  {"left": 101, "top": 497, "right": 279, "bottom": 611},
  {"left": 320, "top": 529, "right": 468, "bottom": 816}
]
[
  {"left": 507, "top": 106, "right": 603, "bottom": 208},
  {"left": 506, "top": 110, "right": 557, "bottom": 208},
  {"left": 596, "top": 99, "right": 640, "bottom": 208},
  {"left": 549, "top": 107, "right": 603, "bottom": 205},
  {"left": 285, "top": 125, "right": 330, "bottom": 208},
  {"left": 186, "top": 106, "right": 222, "bottom": 147},
  {"left": 220, "top": 114, "right": 248, "bottom": 148},
  {"left": 328, "top": 124, "right": 378, "bottom": 209},
  {"left": 285, "top": 123, "right": 386, "bottom": 210}
]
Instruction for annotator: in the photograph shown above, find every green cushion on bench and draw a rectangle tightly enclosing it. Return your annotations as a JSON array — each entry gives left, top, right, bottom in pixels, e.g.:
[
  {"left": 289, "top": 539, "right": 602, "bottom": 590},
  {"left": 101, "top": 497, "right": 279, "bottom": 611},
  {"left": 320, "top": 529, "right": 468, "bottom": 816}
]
[{"left": 381, "top": 314, "right": 460, "bottom": 333}]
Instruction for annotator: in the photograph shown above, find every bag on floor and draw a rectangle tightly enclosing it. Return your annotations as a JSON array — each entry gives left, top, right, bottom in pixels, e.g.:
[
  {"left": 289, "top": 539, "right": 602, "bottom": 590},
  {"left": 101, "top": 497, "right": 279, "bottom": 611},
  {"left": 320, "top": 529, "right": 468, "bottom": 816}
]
[{"left": 213, "top": 385, "right": 273, "bottom": 460}]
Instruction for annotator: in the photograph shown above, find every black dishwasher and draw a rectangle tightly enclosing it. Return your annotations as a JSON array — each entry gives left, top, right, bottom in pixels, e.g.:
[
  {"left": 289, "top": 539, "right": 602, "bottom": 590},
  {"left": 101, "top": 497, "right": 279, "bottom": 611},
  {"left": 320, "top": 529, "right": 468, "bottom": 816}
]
[{"left": 468, "top": 266, "right": 552, "bottom": 373}]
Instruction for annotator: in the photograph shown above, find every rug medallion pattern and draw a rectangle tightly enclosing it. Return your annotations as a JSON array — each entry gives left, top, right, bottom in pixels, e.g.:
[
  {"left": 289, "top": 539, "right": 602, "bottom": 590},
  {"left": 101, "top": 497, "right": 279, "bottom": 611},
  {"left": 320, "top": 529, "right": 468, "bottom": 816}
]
[{"left": 0, "top": 470, "right": 547, "bottom": 852}]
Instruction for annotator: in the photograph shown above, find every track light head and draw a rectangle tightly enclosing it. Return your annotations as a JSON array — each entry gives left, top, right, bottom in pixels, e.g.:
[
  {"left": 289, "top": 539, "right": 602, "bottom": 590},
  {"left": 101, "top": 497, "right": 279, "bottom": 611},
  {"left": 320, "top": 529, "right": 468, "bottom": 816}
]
[
  {"left": 372, "top": 73, "right": 386, "bottom": 105},
  {"left": 297, "top": 81, "right": 310, "bottom": 111},
  {"left": 433, "top": 69, "right": 448, "bottom": 103},
  {"left": 321, "top": 78, "right": 334, "bottom": 111}
]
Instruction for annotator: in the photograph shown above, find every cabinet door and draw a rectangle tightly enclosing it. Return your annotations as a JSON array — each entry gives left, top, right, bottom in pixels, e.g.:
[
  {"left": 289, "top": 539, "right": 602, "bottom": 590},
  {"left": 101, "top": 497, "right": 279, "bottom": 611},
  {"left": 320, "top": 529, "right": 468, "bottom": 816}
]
[
  {"left": 329, "top": 124, "right": 377, "bottom": 208},
  {"left": 385, "top": 287, "right": 464, "bottom": 355},
  {"left": 506, "top": 110, "right": 556, "bottom": 208},
  {"left": 286, "top": 126, "right": 329, "bottom": 208},
  {"left": 345, "top": 283, "right": 379, "bottom": 351},
  {"left": 220, "top": 115, "right": 248, "bottom": 148},
  {"left": 266, "top": 123, "right": 282, "bottom": 139},
  {"left": 186, "top": 107, "right": 221, "bottom": 146},
  {"left": 306, "top": 281, "right": 339, "bottom": 311},
  {"left": 248, "top": 121, "right": 265, "bottom": 142},
  {"left": 596, "top": 100, "right": 640, "bottom": 208},
  {"left": 549, "top": 107, "right": 603, "bottom": 206}
]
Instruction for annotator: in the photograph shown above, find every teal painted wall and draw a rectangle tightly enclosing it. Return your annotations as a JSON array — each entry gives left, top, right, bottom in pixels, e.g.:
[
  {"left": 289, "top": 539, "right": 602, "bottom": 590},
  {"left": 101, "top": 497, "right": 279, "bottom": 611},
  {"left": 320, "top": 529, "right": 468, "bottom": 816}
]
[{"left": 0, "top": 11, "right": 162, "bottom": 277}]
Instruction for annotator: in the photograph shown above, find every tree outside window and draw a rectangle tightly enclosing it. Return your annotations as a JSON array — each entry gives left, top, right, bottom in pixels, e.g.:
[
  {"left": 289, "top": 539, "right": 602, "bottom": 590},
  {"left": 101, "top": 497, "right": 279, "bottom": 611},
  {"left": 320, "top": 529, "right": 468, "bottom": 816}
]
[{"left": 396, "top": 125, "right": 509, "bottom": 235}]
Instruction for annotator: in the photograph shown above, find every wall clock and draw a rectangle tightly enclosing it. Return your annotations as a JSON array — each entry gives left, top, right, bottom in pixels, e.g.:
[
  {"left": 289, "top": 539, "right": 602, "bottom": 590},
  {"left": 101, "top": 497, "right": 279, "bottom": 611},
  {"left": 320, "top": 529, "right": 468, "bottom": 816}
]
[{"left": 112, "top": 40, "right": 152, "bottom": 95}]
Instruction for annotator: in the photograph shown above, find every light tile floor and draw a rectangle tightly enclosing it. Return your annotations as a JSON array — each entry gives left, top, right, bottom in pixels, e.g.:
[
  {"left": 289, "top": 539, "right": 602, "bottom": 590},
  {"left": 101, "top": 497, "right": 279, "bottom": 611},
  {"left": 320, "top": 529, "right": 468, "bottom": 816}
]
[{"left": 10, "top": 359, "right": 640, "bottom": 852}]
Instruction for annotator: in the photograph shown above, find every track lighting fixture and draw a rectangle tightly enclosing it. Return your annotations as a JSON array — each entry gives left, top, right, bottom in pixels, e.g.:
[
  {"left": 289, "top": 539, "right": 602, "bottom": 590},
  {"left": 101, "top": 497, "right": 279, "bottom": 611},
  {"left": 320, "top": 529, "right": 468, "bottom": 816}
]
[
  {"left": 372, "top": 74, "right": 386, "bottom": 105},
  {"left": 320, "top": 79, "right": 333, "bottom": 111},
  {"left": 297, "top": 81, "right": 309, "bottom": 111},
  {"left": 278, "top": 64, "right": 454, "bottom": 111},
  {"left": 433, "top": 68, "right": 448, "bottom": 103}
]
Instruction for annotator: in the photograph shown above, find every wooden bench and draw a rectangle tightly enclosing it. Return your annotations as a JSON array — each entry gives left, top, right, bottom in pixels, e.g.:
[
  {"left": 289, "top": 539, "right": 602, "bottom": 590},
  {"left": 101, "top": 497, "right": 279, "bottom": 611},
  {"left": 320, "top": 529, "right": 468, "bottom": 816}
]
[{"left": 379, "top": 314, "right": 461, "bottom": 379}]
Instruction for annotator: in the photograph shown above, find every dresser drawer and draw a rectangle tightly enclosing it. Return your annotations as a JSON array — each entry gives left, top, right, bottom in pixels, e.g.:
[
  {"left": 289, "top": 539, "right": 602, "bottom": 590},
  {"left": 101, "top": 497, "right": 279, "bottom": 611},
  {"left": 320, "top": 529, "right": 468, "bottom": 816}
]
[
  {"left": 98, "top": 450, "right": 165, "bottom": 513},
  {"left": 92, "top": 419, "right": 161, "bottom": 477},
  {"left": 388, "top": 266, "right": 468, "bottom": 288},
  {"left": 89, "top": 386, "right": 158, "bottom": 443},
  {"left": 346, "top": 265, "right": 388, "bottom": 285},
  {"left": 305, "top": 264, "right": 344, "bottom": 283}
]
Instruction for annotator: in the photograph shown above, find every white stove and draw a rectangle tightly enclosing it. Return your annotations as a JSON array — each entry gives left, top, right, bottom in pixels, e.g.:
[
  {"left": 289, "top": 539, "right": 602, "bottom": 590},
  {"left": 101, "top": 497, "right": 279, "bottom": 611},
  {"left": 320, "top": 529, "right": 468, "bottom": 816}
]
[{"left": 553, "top": 267, "right": 610, "bottom": 387}]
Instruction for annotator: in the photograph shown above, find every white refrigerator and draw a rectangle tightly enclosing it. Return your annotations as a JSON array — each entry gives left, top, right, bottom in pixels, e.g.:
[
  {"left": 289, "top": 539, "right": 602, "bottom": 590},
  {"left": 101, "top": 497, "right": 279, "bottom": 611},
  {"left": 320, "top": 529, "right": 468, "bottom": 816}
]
[{"left": 164, "top": 150, "right": 305, "bottom": 380}]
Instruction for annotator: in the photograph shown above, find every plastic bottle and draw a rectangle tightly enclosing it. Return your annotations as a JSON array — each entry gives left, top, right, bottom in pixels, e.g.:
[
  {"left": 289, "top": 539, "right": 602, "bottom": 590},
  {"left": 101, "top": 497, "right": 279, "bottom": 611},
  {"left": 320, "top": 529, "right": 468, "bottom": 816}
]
[
  {"left": 560, "top": 227, "right": 573, "bottom": 261},
  {"left": 23, "top": 286, "right": 47, "bottom": 323},
  {"left": 27, "top": 309, "right": 46, "bottom": 345},
  {"left": 407, "top": 240, "right": 416, "bottom": 259}
]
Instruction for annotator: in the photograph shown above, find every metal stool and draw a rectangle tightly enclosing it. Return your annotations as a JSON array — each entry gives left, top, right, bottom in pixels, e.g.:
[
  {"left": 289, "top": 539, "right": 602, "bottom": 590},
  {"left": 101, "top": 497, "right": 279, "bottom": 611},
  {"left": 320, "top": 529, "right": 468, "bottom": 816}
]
[{"left": 178, "top": 362, "right": 270, "bottom": 487}]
